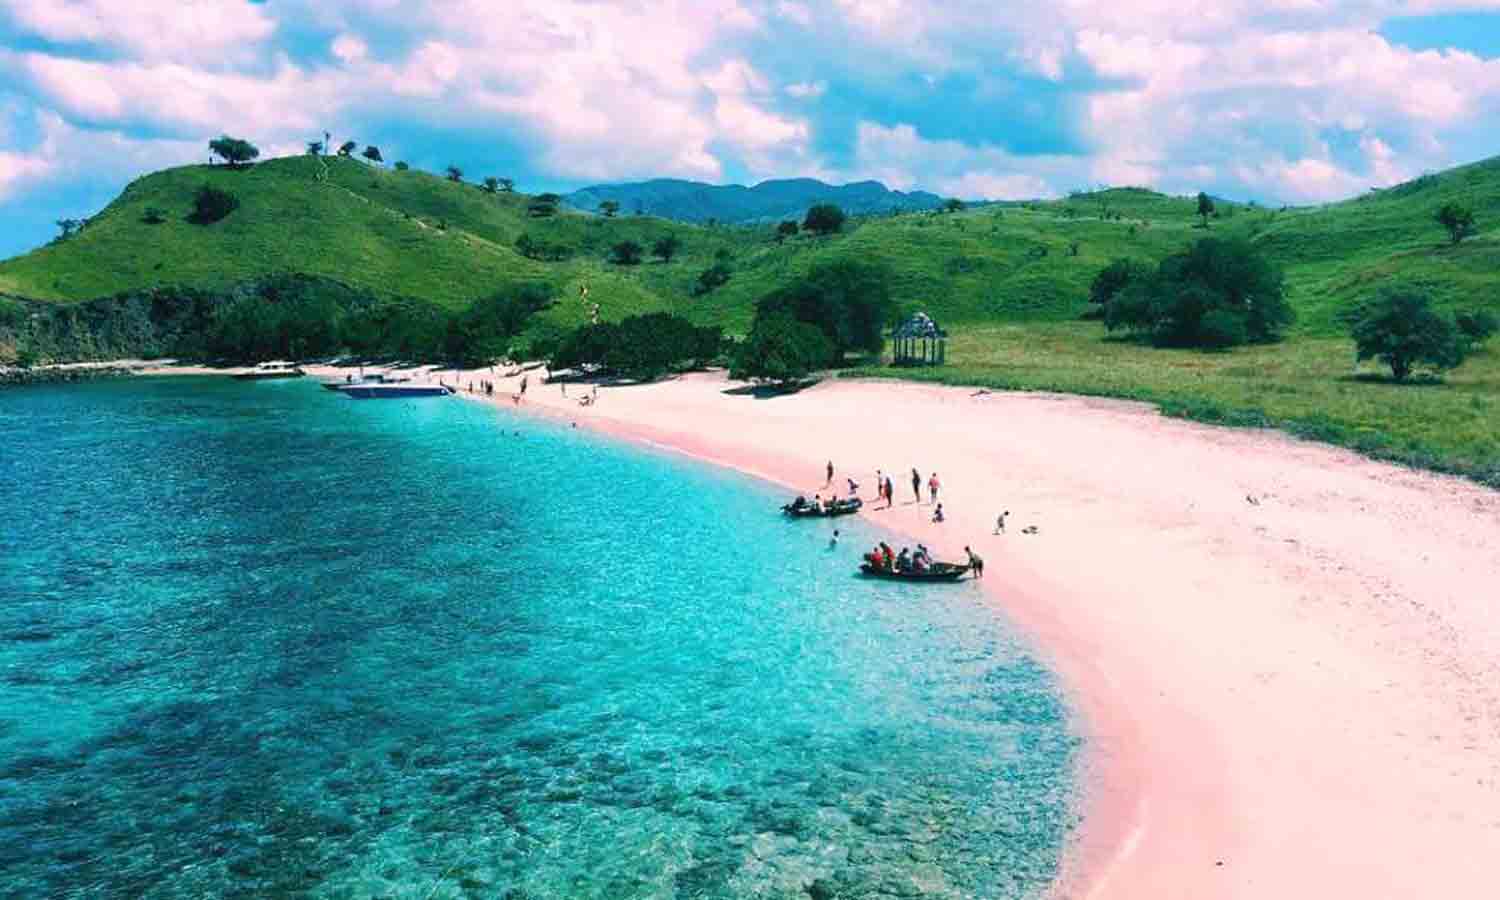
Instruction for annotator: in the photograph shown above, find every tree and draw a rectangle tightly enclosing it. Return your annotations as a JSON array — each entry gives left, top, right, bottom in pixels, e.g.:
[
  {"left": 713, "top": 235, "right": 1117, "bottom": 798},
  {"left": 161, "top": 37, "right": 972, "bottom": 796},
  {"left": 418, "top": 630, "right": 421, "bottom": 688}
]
[
  {"left": 1104, "top": 238, "right": 1292, "bottom": 348},
  {"left": 188, "top": 185, "right": 239, "bottom": 224},
  {"left": 482, "top": 177, "right": 500, "bottom": 194},
  {"left": 1456, "top": 309, "right": 1498, "bottom": 348},
  {"left": 651, "top": 234, "right": 681, "bottom": 263},
  {"left": 599, "top": 200, "right": 620, "bottom": 218},
  {"left": 943, "top": 197, "right": 966, "bottom": 213},
  {"left": 54, "top": 218, "right": 82, "bottom": 240},
  {"left": 141, "top": 206, "right": 167, "bottom": 225},
  {"left": 498, "top": 177, "right": 514, "bottom": 193},
  {"left": 1196, "top": 191, "right": 1215, "bottom": 227},
  {"left": 1088, "top": 258, "right": 1150, "bottom": 308},
  {"left": 338, "top": 140, "right": 357, "bottom": 157},
  {"left": 527, "top": 198, "right": 557, "bottom": 217},
  {"left": 306, "top": 140, "right": 324, "bottom": 156},
  {"left": 208, "top": 135, "right": 259, "bottom": 168},
  {"left": 394, "top": 161, "right": 409, "bottom": 171},
  {"left": 445, "top": 165, "right": 463, "bottom": 182},
  {"left": 1435, "top": 202, "right": 1477, "bottom": 245},
  {"left": 693, "top": 263, "right": 732, "bottom": 295},
  {"left": 776, "top": 220, "right": 799, "bottom": 242},
  {"left": 802, "top": 203, "right": 846, "bottom": 235},
  {"left": 730, "top": 314, "right": 832, "bottom": 385},
  {"left": 1344, "top": 287, "right": 1466, "bottom": 380},
  {"left": 608, "top": 240, "right": 643, "bottom": 265},
  {"left": 752, "top": 259, "right": 894, "bottom": 357},
  {"left": 362, "top": 145, "right": 383, "bottom": 165},
  {"left": 536, "top": 192, "right": 561, "bottom": 205}
]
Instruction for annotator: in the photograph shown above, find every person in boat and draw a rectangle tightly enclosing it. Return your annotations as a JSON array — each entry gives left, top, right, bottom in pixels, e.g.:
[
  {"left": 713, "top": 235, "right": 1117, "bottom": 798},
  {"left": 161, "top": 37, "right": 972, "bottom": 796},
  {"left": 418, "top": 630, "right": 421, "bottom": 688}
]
[
  {"left": 879, "top": 542, "right": 894, "bottom": 570},
  {"left": 896, "top": 547, "right": 912, "bottom": 572},
  {"left": 866, "top": 546, "right": 882, "bottom": 567},
  {"left": 965, "top": 546, "right": 985, "bottom": 579},
  {"left": 914, "top": 544, "right": 932, "bottom": 566},
  {"left": 790, "top": 495, "right": 808, "bottom": 511}
]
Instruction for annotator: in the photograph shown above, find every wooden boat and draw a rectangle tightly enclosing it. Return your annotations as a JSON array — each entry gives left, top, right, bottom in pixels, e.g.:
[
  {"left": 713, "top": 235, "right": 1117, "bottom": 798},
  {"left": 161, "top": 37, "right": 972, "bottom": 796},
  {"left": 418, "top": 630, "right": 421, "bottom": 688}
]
[
  {"left": 233, "top": 364, "right": 305, "bottom": 380},
  {"left": 859, "top": 562, "right": 970, "bottom": 582},
  {"left": 782, "top": 497, "right": 863, "bottom": 518}
]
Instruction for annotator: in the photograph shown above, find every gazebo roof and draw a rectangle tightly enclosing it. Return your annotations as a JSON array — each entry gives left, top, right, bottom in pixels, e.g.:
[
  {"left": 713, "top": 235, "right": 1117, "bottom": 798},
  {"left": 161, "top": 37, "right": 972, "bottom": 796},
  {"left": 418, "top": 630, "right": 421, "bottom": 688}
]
[{"left": 893, "top": 311, "right": 946, "bottom": 339}]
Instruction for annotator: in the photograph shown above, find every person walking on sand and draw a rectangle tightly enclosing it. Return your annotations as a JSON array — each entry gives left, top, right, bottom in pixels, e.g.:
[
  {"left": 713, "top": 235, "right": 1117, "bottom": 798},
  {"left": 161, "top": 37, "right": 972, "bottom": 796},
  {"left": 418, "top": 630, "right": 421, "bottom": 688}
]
[
  {"left": 520, "top": 374, "right": 529, "bottom": 399},
  {"left": 911, "top": 468, "right": 922, "bottom": 504},
  {"left": 995, "top": 511, "right": 1009, "bottom": 534},
  {"left": 965, "top": 546, "right": 984, "bottom": 579},
  {"left": 884, "top": 475, "right": 894, "bottom": 510},
  {"left": 826, "top": 460, "right": 834, "bottom": 487},
  {"left": 928, "top": 472, "right": 940, "bottom": 505}
]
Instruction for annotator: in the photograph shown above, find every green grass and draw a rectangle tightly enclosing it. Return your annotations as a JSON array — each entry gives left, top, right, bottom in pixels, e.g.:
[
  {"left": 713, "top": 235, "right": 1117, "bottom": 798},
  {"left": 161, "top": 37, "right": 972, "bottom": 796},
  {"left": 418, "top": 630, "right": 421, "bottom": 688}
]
[
  {"left": 847, "top": 323, "right": 1500, "bottom": 487},
  {"left": 2, "top": 152, "right": 1498, "bottom": 483}
]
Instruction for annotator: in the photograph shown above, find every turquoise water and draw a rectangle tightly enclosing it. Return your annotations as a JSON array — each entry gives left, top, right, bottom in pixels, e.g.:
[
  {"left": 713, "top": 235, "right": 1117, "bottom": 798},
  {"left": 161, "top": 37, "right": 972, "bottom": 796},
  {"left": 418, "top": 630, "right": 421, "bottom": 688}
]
[{"left": 0, "top": 378, "right": 1079, "bottom": 899}]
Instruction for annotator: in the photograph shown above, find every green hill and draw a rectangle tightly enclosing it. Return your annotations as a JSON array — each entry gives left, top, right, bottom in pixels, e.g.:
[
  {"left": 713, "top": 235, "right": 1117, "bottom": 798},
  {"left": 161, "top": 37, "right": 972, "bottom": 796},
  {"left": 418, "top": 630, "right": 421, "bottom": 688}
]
[{"left": 2, "top": 152, "right": 1498, "bottom": 484}]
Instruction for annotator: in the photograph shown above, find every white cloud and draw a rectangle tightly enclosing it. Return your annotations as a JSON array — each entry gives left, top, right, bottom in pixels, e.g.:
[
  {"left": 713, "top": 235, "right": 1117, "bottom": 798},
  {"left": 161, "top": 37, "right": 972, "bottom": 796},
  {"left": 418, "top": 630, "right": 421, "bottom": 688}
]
[
  {"left": 0, "top": 0, "right": 276, "bottom": 61},
  {"left": 785, "top": 80, "right": 827, "bottom": 99},
  {"left": 331, "top": 34, "right": 369, "bottom": 64},
  {"left": 0, "top": 149, "right": 50, "bottom": 200}
]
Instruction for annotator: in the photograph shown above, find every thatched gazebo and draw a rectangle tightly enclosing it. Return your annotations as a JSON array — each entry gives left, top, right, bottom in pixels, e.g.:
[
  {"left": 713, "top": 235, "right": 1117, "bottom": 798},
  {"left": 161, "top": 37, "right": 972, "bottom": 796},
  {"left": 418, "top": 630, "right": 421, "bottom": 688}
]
[{"left": 891, "top": 311, "right": 947, "bottom": 366}]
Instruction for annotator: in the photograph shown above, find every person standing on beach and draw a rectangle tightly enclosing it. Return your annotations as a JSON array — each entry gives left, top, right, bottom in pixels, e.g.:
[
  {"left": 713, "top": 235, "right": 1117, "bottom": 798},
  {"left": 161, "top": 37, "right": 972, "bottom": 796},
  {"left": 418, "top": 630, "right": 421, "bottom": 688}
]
[
  {"left": 884, "top": 475, "right": 894, "bottom": 510},
  {"left": 965, "top": 546, "right": 984, "bottom": 578},
  {"left": 520, "top": 374, "right": 529, "bottom": 400},
  {"left": 995, "top": 511, "right": 1009, "bottom": 534},
  {"left": 928, "top": 472, "right": 940, "bottom": 504},
  {"left": 826, "top": 460, "right": 834, "bottom": 487},
  {"left": 911, "top": 468, "right": 922, "bottom": 504}
]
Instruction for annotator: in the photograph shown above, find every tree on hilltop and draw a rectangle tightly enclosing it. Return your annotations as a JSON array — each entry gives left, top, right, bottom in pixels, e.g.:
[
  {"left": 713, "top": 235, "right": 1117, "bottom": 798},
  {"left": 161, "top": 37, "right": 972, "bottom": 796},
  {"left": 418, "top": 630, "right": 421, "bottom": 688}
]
[
  {"left": 943, "top": 197, "right": 965, "bottom": 213},
  {"left": 445, "top": 165, "right": 463, "bottom": 183},
  {"left": 362, "top": 145, "right": 383, "bottom": 165},
  {"left": 599, "top": 200, "right": 620, "bottom": 218},
  {"left": 306, "top": 140, "right": 323, "bottom": 156},
  {"left": 498, "top": 177, "right": 514, "bottom": 192},
  {"left": 1196, "top": 191, "right": 1215, "bottom": 227},
  {"left": 1435, "top": 202, "right": 1477, "bottom": 245},
  {"left": 209, "top": 135, "right": 259, "bottom": 168},
  {"left": 338, "top": 140, "right": 357, "bottom": 157},
  {"left": 394, "top": 161, "right": 409, "bottom": 171},
  {"left": 802, "top": 203, "right": 846, "bottom": 235},
  {"left": 482, "top": 177, "right": 500, "bottom": 194}
]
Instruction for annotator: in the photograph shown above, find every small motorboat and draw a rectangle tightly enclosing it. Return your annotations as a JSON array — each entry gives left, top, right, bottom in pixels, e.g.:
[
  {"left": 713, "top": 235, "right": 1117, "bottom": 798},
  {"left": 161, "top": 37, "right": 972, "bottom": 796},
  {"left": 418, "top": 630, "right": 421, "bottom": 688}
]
[
  {"left": 336, "top": 382, "right": 452, "bottom": 399},
  {"left": 858, "top": 562, "right": 970, "bottom": 582},
  {"left": 320, "top": 372, "right": 405, "bottom": 391},
  {"left": 782, "top": 497, "right": 863, "bottom": 518},
  {"left": 233, "top": 363, "right": 305, "bottom": 380}
]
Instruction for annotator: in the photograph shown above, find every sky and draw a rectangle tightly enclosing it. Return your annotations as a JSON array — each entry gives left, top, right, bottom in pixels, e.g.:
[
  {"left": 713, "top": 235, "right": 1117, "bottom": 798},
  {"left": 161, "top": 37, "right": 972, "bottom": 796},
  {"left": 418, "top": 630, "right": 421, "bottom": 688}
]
[{"left": 2, "top": 0, "right": 1500, "bottom": 258}]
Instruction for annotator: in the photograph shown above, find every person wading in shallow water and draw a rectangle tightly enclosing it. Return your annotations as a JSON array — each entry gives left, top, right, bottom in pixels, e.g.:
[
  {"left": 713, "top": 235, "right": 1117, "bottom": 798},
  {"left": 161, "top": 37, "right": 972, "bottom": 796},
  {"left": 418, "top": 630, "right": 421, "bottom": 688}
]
[{"left": 911, "top": 468, "right": 922, "bottom": 504}]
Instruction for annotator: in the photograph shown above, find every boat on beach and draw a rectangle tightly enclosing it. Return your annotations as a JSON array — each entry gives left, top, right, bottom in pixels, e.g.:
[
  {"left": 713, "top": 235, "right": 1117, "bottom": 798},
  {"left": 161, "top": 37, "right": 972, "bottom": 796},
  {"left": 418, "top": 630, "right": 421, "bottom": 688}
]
[
  {"left": 859, "top": 562, "right": 971, "bottom": 582},
  {"left": 233, "top": 363, "right": 305, "bottom": 380},
  {"left": 783, "top": 497, "right": 863, "bottom": 518},
  {"left": 336, "top": 382, "right": 452, "bottom": 399},
  {"left": 320, "top": 372, "right": 410, "bottom": 391}
]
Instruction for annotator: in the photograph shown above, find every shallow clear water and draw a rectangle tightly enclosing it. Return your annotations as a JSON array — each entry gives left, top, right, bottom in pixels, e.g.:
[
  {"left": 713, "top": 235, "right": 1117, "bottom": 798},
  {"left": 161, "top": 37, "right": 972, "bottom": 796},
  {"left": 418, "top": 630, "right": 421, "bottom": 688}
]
[{"left": 0, "top": 378, "right": 1079, "bottom": 899}]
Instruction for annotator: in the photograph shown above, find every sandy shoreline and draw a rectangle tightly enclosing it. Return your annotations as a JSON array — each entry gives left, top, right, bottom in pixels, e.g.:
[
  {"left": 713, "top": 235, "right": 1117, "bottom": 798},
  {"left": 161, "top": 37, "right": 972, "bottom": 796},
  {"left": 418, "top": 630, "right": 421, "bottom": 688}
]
[{"left": 150, "top": 362, "right": 1500, "bottom": 896}]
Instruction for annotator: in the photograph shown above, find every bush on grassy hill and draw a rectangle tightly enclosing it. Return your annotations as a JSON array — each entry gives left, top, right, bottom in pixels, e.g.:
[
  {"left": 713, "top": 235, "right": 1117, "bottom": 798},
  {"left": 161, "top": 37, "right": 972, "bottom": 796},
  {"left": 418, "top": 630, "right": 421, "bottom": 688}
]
[
  {"left": 188, "top": 185, "right": 239, "bottom": 225},
  {"left": 141, "top": 206, "right": 167, "bottom": 225},
  {"left": 549, "top": 313, "right": 722, "bottom": 379},
  {"left": 1344, "top": 287, "right": 1469, "bottom": 380},
  {"left": 609, "top": 240, "right": 644, "bottom": 265},
  {"left": 514, "top": 234, "right": 572, "bottom": 262},
  {"left": 752, "top": 259, "right": 894, "bottom": 357},
  {"left": 394, "top": 161, "right": 409, "bottom": 171},
  {"left": 482, "top": 177, "right": 499, "bottom": 194},
  {"left": 209, "top": 135, "right": 259, "bottom": 168},
  {"left": 651, "top": 234, "right": 681, "bottom": 263},
  {"left": 803, "top": 203, "right": 846, "bottom": 236},
  {"left": 693, "top": 262, "right": 732, "bottom": 296},
  {"left": 599, "top": 200, "right": 620, "bottom": 218},
  {"left": 1104, "top": 238, "right": 1292, "bottom": 348},
  {"left": 730, "top": 314, "right": 832, "bottom": 385},
  {"left": 445, "top": 165, "right": 463, "bottom": 182},
  {"left": 1435, "top": 202, "right": 1477, "bottom": 245},
  {"left": 1457, "top": 310, "right": 1498, "bottom": 346},
  {"left": 775, "top": 220, "right": 799, "bottom": 242}
]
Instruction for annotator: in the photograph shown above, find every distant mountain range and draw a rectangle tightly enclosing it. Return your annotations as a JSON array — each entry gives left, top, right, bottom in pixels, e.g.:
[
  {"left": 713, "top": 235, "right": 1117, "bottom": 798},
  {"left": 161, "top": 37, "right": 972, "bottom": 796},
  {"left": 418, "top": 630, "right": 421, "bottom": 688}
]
[{"left": 564, "top": 178, "right": 948, "bottom": 223}]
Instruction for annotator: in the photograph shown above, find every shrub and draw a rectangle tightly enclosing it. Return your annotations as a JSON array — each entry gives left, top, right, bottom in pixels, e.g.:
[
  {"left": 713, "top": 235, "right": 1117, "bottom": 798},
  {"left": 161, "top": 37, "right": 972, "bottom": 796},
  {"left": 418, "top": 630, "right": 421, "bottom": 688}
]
[
  {"left": 1456, "top": 309, "right": 1498, "bottom": 346},
  {"left": 188, "top": 185, "right": 239, "bottom": 224},
  {"left": 1104, "top": 238, "right": 1292, "bottom": 348},
  {"left": 651, "top": 234, "right": 681, "bottom": 262},
  {"left": 776, "top": 220, "right": 799, "bottom": 242},
  {"left": 730, "top": 314, "right": 832, "bottom": 385},
  {"left": 1435, "top": 202, "right": 1476, "bottom": 245},
  {"left": 1344, "top": 287, "right": 1465, "bottom": 380},
  {"left": 802, "top": 203, "right": 846, "bottom": 236},
  {"left": 693, "top": 262, "right": 732, "bottom": 295},
  {"left": 608, "top": 240, "right": 643, "bottom": 265},
  {"left": 141, "top": 206, "right": 167, "bottom": 225},
  {"left": 751, "top": 259, "right": 894, "bottom": 357},
  {"left": 394, "top": 161, "right": 410, "bottom": 171}
]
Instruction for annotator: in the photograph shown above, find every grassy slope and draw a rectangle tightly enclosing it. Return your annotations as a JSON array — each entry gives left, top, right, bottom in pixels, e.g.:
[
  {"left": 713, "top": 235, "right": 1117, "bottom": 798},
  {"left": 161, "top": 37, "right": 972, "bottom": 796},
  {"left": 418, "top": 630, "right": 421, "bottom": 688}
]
[{"left": 2, "top": 153, "right": 1498, "bottom": 481}]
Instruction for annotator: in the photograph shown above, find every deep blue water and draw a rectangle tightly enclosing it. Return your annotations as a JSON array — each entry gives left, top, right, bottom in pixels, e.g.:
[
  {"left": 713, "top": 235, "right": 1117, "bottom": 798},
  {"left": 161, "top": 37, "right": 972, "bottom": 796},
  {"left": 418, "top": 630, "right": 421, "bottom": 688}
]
[{"left": 0, "top": 378, "right": 1079, "bottom": 899}]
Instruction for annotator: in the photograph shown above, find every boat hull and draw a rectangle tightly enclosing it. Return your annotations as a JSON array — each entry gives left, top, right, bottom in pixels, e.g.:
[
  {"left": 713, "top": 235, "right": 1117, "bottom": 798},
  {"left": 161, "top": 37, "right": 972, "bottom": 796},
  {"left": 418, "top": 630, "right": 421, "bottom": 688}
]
[
  {"left": 233, "top": 369, "right": 305, "bottom": 380},
  {"left": 337, "top": 384, "right": 452, "bottom": 399},
  {"left": 783, "top": 498, "right": 863, "bottom": 518},
  {"left": 858, "top": 563, "right": 969, "bottom": 582}
]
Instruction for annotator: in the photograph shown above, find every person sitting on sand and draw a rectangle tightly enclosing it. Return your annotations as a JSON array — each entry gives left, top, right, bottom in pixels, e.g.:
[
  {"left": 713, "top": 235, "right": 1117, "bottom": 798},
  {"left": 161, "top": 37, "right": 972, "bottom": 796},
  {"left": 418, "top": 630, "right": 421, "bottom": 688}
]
[
  {"left": 965, "top": 546, "right": 984, "bottom": 579},
  {"left": 847, "top": 477, "right": 859, "bottom": 497},
  {"left": 932, "top": 503, "right": 945, "bottom": 523}
]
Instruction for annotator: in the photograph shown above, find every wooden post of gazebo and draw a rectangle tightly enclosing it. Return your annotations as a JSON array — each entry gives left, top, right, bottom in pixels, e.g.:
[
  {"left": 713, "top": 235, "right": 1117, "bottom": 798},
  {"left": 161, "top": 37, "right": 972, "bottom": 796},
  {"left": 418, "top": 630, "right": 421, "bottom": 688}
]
[{"left": 891, "top": 311, "right": 947, "bottom": 367}]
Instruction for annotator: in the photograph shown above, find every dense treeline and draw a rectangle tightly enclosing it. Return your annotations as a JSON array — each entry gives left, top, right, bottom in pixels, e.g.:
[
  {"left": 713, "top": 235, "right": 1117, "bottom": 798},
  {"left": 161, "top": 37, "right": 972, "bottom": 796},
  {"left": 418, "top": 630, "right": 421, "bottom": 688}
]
[
  {"left": 548, "top": 312, "right": 724, "bottom": 380},
  {"left": 1, "top": 276, "right": 557, "bottom": 367}
]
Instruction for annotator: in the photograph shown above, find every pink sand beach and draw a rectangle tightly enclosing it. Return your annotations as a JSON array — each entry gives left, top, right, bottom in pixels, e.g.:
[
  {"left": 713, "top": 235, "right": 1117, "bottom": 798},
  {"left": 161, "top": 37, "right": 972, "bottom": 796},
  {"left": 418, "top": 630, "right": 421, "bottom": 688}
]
[{"left": 412, "top": 366, "right": 1500, "bottom": 899}]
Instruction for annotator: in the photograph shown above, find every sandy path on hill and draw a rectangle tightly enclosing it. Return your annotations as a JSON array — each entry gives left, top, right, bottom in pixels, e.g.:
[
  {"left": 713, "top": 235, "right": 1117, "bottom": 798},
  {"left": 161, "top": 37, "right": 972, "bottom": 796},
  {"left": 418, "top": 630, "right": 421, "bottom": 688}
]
[{"left": 394, "top": 366, "right": 1498, "bottom": 900}]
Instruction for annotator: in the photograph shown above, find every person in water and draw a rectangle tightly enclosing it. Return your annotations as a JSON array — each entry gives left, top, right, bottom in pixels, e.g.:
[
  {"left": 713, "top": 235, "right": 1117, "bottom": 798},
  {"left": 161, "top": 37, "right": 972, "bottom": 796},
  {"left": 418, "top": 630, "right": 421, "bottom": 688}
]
[
  {"left": 965, "top": 546, "right": 985, "bottom": 578},
  {"left": 829, "top": 529, "right": 840, "bottom": 549}
]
